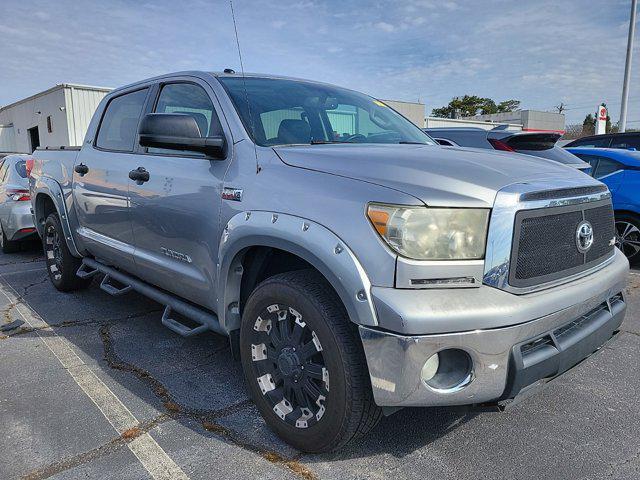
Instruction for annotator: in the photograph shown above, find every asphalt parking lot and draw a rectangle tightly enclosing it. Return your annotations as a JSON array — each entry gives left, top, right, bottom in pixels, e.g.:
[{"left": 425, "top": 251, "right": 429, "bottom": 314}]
[{"left": 0, "top": 244, "right": 639, "bottom": 480}]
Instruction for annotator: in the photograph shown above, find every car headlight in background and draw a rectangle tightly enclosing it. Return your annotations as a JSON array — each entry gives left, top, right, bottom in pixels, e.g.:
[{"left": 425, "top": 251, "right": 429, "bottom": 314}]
[{"left": 367, "top": 204, "right": 489, "bottom": 260}]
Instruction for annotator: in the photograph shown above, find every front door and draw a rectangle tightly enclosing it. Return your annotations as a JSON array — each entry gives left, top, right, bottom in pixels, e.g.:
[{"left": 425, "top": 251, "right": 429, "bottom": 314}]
[
  {"left": 72, "top": 87, "right": 149, "bottom": 267},
  {"left": 128, "top": 81, "right": 228, "bottom": 310}
]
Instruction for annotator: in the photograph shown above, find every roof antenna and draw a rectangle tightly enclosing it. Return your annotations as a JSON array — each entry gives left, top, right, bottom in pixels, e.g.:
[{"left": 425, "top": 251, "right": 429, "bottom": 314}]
[{"left": 229, "top": 0, "right": 260, "bottom": 174}]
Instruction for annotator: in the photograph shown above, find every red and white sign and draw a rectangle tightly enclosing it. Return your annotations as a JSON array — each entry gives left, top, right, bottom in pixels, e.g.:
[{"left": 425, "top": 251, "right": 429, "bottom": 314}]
[{"left": 596, "top": 104, "right": 607, "bottom": 135}]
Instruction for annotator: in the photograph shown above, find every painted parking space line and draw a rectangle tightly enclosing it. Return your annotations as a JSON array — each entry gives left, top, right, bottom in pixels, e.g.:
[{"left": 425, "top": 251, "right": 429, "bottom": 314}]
[{"left": 0, "top": 280, "right": 189, "bottom": 480}]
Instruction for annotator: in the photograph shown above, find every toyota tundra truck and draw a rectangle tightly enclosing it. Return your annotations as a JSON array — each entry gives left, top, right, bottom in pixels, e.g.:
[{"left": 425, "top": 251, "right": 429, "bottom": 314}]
[{"left": 28, "top": 71, "right": 629, "bottom": 452}]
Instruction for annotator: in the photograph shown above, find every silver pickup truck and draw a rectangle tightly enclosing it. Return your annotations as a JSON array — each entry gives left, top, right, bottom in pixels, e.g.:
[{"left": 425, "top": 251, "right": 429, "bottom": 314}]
[{"left": 29, "top": 71, "right": 628, "bottom": 452}]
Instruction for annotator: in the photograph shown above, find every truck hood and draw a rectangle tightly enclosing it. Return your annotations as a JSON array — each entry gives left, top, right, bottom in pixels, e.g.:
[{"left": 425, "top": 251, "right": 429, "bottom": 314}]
[{"left": 273, "top": 144, "right": 592, "bottom": 207}]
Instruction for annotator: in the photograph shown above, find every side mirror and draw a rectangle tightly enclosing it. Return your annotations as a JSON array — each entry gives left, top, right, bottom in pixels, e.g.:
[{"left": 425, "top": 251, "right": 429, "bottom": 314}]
[{"left": 138, "top": 113, "right": 226, "bottom": 159}]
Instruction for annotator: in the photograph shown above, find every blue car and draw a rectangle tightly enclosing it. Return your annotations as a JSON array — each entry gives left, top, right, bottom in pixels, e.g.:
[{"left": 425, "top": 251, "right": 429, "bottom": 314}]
[{"left": 567, "top": 147, "right": 640, "bottom": 264}]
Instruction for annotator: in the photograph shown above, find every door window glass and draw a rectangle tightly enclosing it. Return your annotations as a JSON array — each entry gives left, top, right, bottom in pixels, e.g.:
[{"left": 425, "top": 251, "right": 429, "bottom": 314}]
[
  {"left": 611, "top": 135, "right": 640, "bottom": 150},
  {"left": 593, "top": 157, "right": 623, "bottom": 178},
  {"left": 150, "top": 83, "right": 219, "bottom": 155},
  {"left": 570, "top": 136, "right": 611, "bottom": 148},
  {"left": 0, "top": 160, "right": 10, "bottom": 183},
  {"left": 96, "top": 89, "right": 148, "bottom": 151}
]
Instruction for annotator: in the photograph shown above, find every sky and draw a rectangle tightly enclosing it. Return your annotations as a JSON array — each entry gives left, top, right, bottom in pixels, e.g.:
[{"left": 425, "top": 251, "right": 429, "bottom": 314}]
[{"left": 0, "top": 0, "right": 638, "bottom": 126}]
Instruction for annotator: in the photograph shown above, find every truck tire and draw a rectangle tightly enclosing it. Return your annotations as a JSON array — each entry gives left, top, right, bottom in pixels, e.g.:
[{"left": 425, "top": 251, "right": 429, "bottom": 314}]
[
  {"left": 43, "top": 213, "right": 91, "bottom": 292},
  {"left": 615, "top": 213, "right": 640, "bottom": 265},
  {"left": 240, "top": 269, "right": 382, "bottom": 453},
  {"left": 0, "top": 223, "right": 21, "bottom": 254}
]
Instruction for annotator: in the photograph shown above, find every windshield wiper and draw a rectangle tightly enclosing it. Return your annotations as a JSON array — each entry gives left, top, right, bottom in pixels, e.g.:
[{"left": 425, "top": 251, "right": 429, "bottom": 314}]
[{"left": 398, "top": 141, "right": 430, "bottom": 145}]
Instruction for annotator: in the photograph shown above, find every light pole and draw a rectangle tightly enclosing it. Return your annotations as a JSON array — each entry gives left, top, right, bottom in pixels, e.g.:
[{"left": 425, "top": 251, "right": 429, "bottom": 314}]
[{"left": 619, "top": 0, "right": 637, "bottom": 133}]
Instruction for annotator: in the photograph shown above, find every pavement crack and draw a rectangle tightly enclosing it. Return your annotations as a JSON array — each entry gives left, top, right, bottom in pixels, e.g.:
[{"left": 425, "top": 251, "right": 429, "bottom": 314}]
[
  {"left": 3, "top": 309, "right": 162, "bottom": 338},
  {"left": 20, "top": 414, "right": 171, "bottom": 480},
  {"left": 99, "top": 323, "right": 250, "bottom": 422},
  {"left": 98, "top": 323, "right": 317, "bottom": 480},
  {"left": 0, "top": 256, "right": 44, "bottom": 267},
  {"left": 1, "top": 275, "right": 48, "bottom": 324},
  {"left": 201, "top": 422, "right": 317, "bottom": 480}
]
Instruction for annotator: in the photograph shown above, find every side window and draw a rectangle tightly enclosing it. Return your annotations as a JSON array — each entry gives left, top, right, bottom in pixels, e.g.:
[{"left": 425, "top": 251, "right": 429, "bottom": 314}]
[
  {"left": 574, "top": 154, "right": 599, "bottom": 169},
  {"left": 96, "top": 89, "right": 148, "bottom": 151},
  {"left": 150, "top": 83, "right": 219, "bottom": 155},
  {"left": 593, "top": 157, "right": 623, "bottom": 179},
  {"left": 571, "top": 136, "right": 611, "bottom": 148},
  {"left": 14, "top": 160, "right": 27, "bottom": 178},
  {"left": 0, "top": 160, "right": 9, "bottom": 183},
  {"left": 611, "top": 135, "right": 640, "bottom": 150}
]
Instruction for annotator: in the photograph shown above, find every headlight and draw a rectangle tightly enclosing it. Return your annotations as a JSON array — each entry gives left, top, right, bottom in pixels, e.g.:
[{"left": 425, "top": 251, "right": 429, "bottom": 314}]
[{"left": 367, "top": 204, "right": 489, "bottom": 260}]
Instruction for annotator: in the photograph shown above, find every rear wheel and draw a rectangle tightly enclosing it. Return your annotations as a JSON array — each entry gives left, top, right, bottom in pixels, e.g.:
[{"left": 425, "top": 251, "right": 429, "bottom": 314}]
[
  {"left": 615, "top": 213, "right": 640, "bottom": 265},
  {"left": 0, "top": 223, "right": 21, "bottom": 254},
  {"left": 240, "top": 270, "right": 381, "bottom": 453},
  {"left": 43, "top": 213, "right": 91, "bottom": 291}
]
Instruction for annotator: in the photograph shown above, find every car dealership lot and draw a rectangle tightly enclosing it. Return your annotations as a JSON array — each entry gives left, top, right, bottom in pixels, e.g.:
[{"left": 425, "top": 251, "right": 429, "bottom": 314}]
[{"left": 1, "top": 245, "right": 639, "bottom": 480}]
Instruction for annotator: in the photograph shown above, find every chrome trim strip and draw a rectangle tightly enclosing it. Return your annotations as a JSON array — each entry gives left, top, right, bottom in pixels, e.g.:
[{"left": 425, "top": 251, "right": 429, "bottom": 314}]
[{"left": 483, "top": 178, "right": 613, "bottom": 294}]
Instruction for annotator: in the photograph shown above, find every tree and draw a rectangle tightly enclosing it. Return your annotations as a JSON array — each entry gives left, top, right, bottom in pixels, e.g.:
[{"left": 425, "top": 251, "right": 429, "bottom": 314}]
[
  {"left": 497, "top": 100, "right": 521, "bottom": 113},
  {"left": 431, "top": 95, "right": 520, "bottom": 118},
  {"left": 582, "top": 113, "right": 595, "bottom": 136}
]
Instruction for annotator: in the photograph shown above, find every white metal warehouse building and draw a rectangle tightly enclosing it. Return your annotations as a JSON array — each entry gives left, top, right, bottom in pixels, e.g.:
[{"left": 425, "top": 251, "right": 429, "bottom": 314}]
[{"left": 0, "top": 84, "right": 111, "bottom": 154}]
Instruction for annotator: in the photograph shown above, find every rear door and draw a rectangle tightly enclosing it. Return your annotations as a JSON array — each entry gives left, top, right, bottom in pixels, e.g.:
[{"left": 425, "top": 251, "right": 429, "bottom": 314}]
[
  {"left": 72, "top": 87, "right": 150, "bottom": 266},
  {"left": 572, "top": 154, "right": 625, "bottom": 192},
  {"left": 128, "top": 80, "right": 229, "bottom": 310}
]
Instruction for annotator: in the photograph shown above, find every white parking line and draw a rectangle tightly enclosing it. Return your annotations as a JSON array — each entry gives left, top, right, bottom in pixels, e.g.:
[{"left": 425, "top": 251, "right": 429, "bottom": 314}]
[{"left": 0, "top": 280, "right": 188, "bottom": 480}]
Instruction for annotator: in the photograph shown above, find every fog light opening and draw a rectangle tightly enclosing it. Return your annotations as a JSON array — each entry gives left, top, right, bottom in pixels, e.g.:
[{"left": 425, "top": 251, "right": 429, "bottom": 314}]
[
  {"left": 421, "top": 353, "right": 440, "bottom": 382},
  {"left": 422, "top": 349, "right": 473, "bottom": 393}
]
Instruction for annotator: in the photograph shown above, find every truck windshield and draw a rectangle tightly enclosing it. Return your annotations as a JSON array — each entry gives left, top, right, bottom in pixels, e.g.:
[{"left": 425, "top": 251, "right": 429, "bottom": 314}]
[{"left": 218, "top": 77, "right": 435, "bottom": 147}]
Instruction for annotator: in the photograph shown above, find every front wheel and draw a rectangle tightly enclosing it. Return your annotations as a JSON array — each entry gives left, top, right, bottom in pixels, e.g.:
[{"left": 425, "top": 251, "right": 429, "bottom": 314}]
[
  {"left": 240, "top": 270, "right": 381, "bottom": 453},
  {"left": 43, "top": 213, "right": 92, "bottom": 292},
  {"left": 615, "top": 213, "right": 640, "bottom": 265}
]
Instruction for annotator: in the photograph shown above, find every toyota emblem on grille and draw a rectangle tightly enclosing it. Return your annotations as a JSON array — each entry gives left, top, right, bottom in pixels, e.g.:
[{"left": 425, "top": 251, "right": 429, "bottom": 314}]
[{"left": 576, "top": 221, "right": 594, "bottom": 253}]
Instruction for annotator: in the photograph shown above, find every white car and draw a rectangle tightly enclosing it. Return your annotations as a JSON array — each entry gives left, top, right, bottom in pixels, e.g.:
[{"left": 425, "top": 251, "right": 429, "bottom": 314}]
[{"left": 0, "top": 154, "right": 37, "bottom": 253}]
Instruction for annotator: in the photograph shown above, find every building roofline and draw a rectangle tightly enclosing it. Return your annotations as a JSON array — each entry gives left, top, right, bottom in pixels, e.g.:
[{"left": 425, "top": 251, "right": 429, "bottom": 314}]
[
  {"left": 0, "top": 83, "right": 112, "bottom": 113},
  {"left": 380, "top": 98, "right": 425, "bottom": 106}
]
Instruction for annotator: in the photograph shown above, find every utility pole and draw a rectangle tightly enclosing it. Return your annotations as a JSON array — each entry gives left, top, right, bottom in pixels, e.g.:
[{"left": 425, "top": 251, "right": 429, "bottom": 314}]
[
  {"left": 555, "top": 102, "right": 566, "bottom": 114},
  {"left": 619, "top": 0, "right": 637, "bottom": 132}
]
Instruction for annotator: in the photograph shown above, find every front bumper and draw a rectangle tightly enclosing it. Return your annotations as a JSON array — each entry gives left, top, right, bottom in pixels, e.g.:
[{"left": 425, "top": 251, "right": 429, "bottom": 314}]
[{"left": 360, "top": 250, "right": 628, "bottom": 407}]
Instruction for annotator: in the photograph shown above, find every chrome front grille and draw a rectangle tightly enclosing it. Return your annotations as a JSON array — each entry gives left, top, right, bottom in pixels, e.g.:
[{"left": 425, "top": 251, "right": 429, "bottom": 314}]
[
  {"left": 510, "top": 200, "right": 615, "bottom": 288},
  {"left": 483, "top": 180, "right": 615, "bottom": 294}
]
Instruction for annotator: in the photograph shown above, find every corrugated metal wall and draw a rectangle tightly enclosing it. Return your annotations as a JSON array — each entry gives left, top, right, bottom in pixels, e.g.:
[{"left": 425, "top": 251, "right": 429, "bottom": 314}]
[
  {"left": 0, "top": 125, "right": 16, "bottom": 152},
  {"left": 64, "top": 86, "right": 110, "bottom": 146}
]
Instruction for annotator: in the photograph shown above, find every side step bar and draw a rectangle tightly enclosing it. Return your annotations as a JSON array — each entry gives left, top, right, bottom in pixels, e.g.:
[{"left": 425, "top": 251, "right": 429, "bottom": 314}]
[{"left": 78, "top": 257, "right": 227, "bottom": 338}]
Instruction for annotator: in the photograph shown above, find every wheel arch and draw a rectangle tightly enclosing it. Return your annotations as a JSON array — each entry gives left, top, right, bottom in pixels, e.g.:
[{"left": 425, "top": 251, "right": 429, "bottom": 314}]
[
  {"left": 32, "top": 177, "right": 82, "bottom": 257},
  {"left": 217, "top": 212, "right": 378, "bottom": 333}
]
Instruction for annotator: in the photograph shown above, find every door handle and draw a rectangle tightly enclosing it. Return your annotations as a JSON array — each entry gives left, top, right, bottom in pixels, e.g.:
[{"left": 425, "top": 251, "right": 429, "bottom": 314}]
[
  {"left": 129, "top": 167, "right": 150, "bottom": 183},
  {"left": 74, "top": 163, "right": 89, "bottom": 176}
]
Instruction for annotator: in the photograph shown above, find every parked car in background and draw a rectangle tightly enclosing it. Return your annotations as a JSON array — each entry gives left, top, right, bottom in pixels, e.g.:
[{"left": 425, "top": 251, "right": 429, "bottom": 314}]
[
  {"left": 425, "top": 127, "right": 591, "bottom": 173},
  {"left": 565, "top": 132, "right": 640, "bottom": 150},
  {"left": 0, "top": 154, "right": 37, "bottom": 253},
  {"left": 567, "top": 147, "right": 640, "bottom": 265}
]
